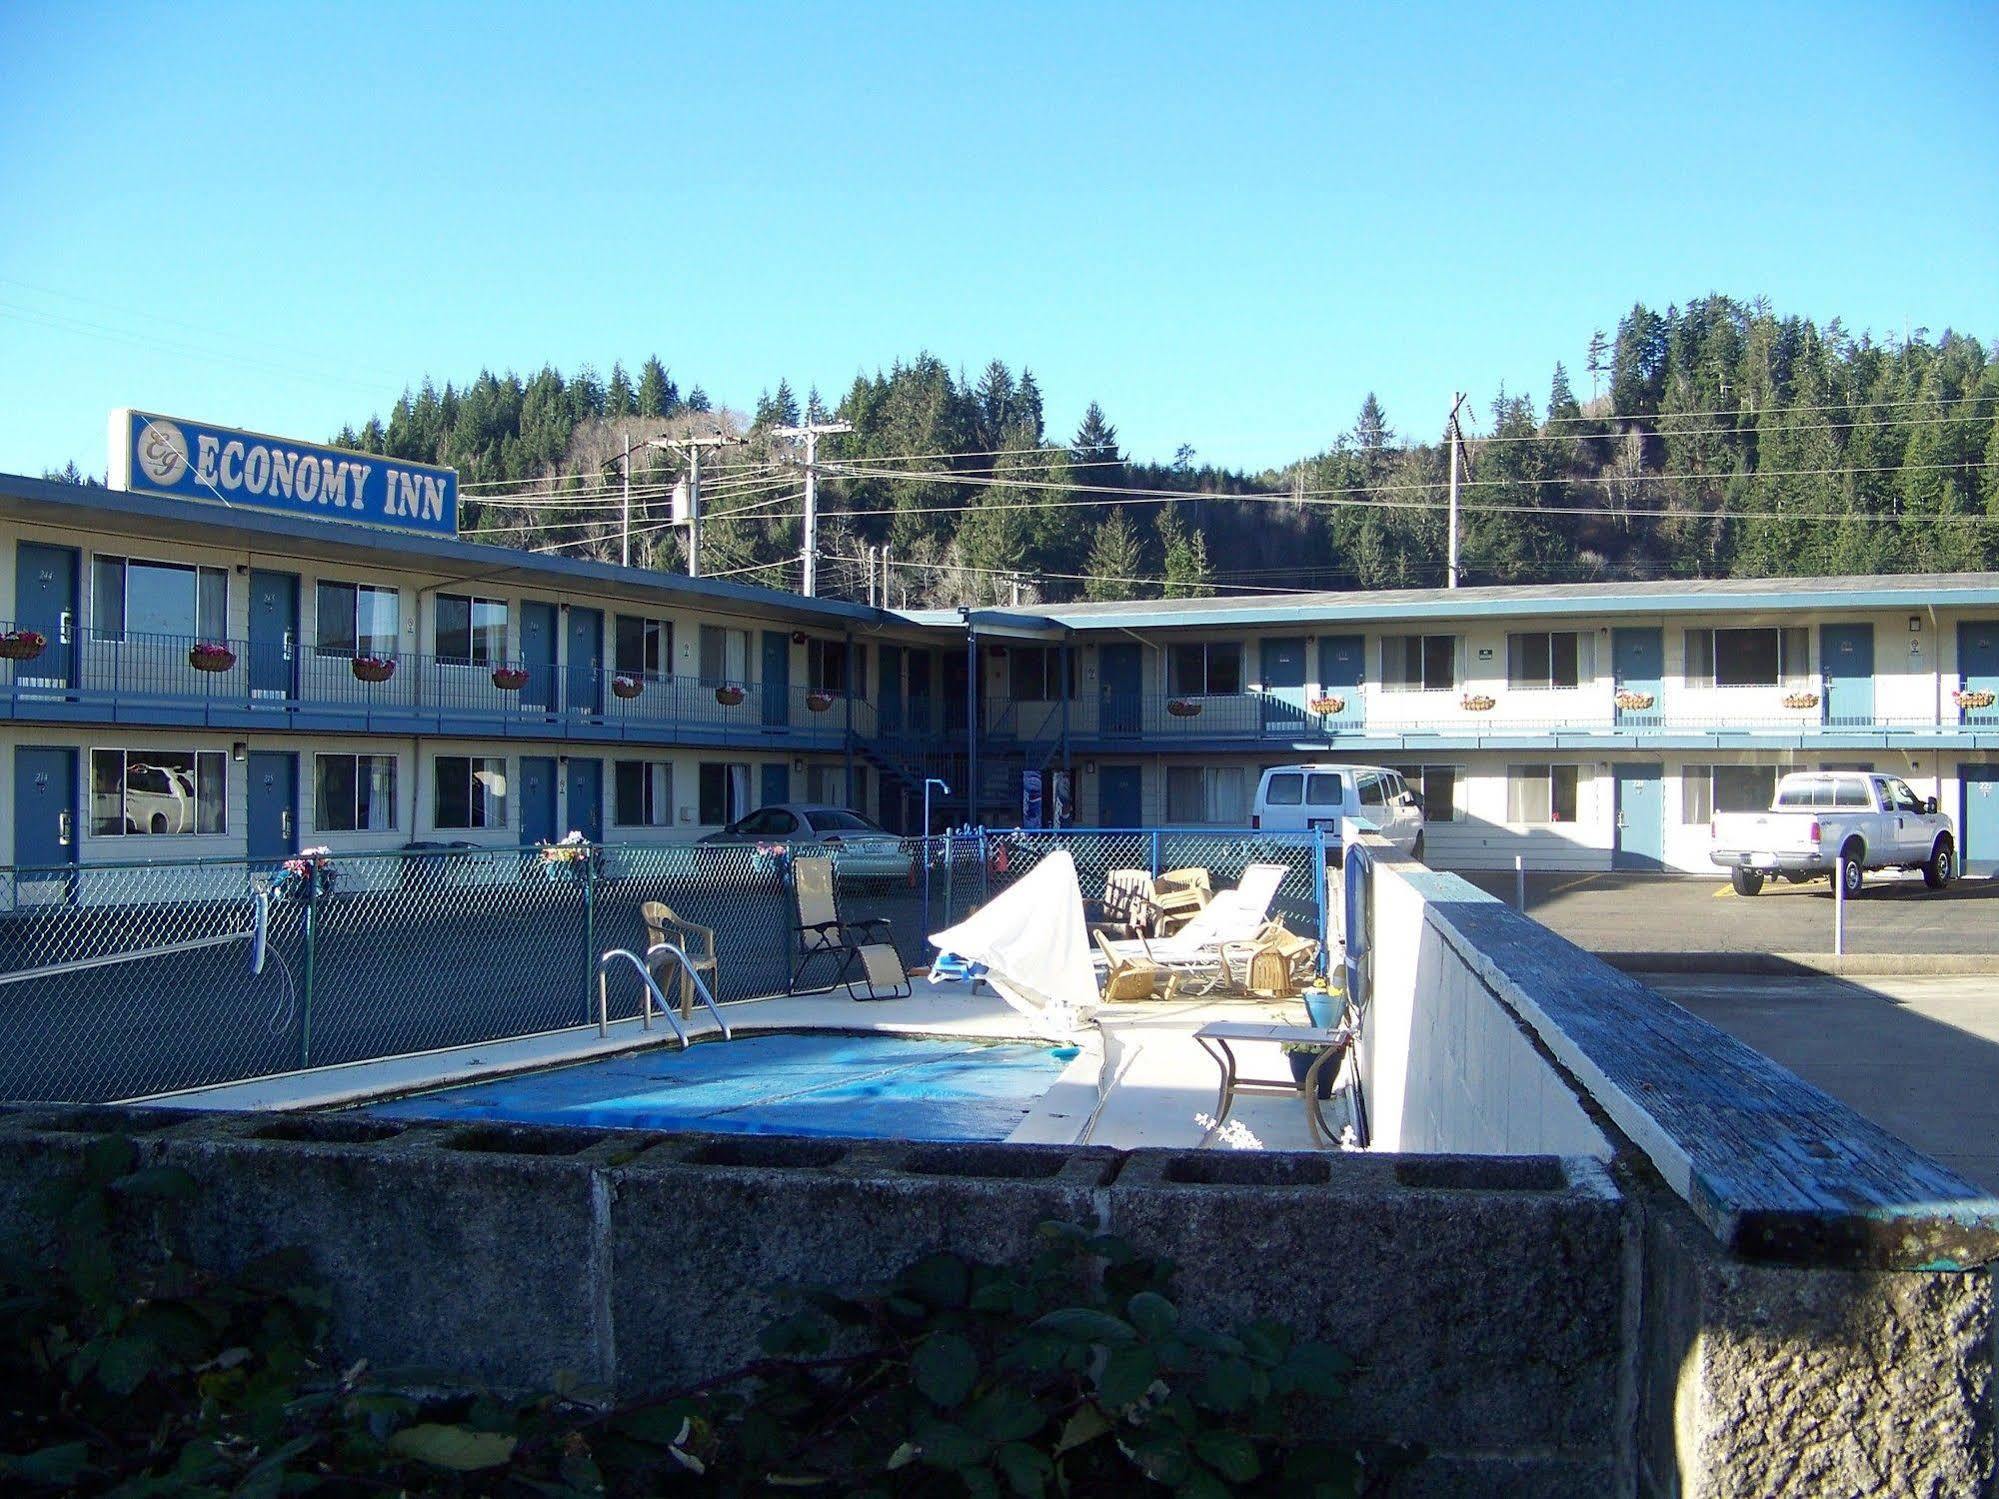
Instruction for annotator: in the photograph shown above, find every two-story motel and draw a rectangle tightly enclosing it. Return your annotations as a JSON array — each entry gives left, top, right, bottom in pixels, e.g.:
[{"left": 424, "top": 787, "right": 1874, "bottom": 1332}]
[{"left": 2, "top": 414, "right": 1997, "bottom": 882}]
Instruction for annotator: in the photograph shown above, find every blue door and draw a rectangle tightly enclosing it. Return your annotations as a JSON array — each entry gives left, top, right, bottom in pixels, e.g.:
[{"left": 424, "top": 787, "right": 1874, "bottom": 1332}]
[
  {"left": 1612, "top": 628, "right": 1663, "bottom": 727},
  {"left": 1317, "top": 634, "right": 1366, "bottom": 730},
  {"left": 248, "top": 569, "right": 298, "bottom": 700},
  {"left": 1100, "top": 643, "right": 1142, "bottom": 738},
  {"left": 246, "top": 751, "right": 298, "bottom": 864},
  {"left": 877, "top": 644, "right": 903, "bottom": 735},
  {"left": 1960, "top": 622, "right": 1999, "bottom": 726},
  {"left": 519, "top": 756, "right": 558, "bottom": 844},
  {"left": 1962, "top": 764, "right": 1999, "bottom": 877},
  {"left": 564, "top": 757, "right": 603, "bottom": 842},
  {"left": 762, "top": 631, "right": 791, "bottom": 729},
  {"left": 1098, "top": 763, "right": 1143, "bottom": 827},
  {"left": 1260, "top": 636, "right": 1307, "bottom": 733},
  {"left": 1821, "top": 624, "right": 1873, "bottom": 726},
  {"left": 761, "top": 762, "right": 790, "bottom": 809},
  {"left": 14, "top": 746, "right": 79, "bottom": 901},
  {"left": 566, "top": 607, "right": 604, "bottom": 717},
  {"left": 1612, "top": 762, "right": 1664, "bottom": 870},
  {"left": 520, "top": 602, "right": 558, "bottom": 714},
  {"left": 13, "top": 541, "right": 79, "bottom": 690}
]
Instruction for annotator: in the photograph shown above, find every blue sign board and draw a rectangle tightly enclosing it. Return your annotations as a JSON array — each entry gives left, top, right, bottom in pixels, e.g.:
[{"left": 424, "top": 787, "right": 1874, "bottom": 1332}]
[{"left": 109, "top": 408, "right": 458, "bottom": 537}]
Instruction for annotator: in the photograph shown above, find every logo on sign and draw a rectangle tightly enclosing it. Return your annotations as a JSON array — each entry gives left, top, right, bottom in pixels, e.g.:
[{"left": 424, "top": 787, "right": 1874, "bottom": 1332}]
[{"left": 136, "top": 420, "right": 188, "bottom": 484}]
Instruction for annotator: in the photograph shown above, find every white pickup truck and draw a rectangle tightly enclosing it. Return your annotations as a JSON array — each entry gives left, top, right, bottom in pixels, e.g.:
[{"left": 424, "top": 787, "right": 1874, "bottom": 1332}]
[{"left": 1709, "top": 770, "right": 1957, "bottom": 897}]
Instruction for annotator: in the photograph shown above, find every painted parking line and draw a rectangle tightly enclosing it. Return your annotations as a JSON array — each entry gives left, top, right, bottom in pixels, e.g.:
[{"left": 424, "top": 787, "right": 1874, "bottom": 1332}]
[{"left": 1712, "top": 885, "right": 1733, "bottom": 899}]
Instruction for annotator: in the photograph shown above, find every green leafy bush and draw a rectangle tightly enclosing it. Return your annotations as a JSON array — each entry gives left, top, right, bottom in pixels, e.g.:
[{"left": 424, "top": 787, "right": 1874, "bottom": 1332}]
[{"left": 1, "top": 1136, "right": 1376, "bottom": 1495}]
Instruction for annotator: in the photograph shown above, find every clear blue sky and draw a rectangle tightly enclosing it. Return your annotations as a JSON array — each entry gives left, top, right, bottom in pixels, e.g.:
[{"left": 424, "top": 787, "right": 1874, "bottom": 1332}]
[{"left": 2, "top": 2, "right": 1994, "bottom": 479}]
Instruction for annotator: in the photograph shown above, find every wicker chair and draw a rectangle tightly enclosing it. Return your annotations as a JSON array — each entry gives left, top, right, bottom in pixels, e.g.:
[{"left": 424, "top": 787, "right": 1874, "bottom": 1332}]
[{"left": 641, "top": 901, "right": 720, "bottom": 1018}]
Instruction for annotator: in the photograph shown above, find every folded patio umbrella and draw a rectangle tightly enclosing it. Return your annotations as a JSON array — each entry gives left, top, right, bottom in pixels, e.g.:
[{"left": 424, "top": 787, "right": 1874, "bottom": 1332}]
[{"left": 929, "top": 850, "right": 1097, "bottom": 1038}]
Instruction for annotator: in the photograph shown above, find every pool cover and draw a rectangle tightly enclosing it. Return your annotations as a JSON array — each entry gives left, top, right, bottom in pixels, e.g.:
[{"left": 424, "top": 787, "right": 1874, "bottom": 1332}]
[{"left": 359, "top": 1031, "right": 1069, "bottom": 1141}]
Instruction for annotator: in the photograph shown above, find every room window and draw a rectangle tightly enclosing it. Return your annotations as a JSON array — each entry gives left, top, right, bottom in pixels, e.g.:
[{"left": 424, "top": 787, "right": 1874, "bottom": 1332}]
[
  {"left": 1007, "top": 645, "right": 1078, "bottom": 701},
  {"left": 91, "top": 556, "right": 228, "bottom": 642},
  {"left": 315, "top": 754, "right": 398, "bottom": 831},
  {"left": 1392, "top": 765, "right": 1457, "bottom": 822},
  {"left": 88, "top": 749, "right": 227, "bottom": 836},
  {"left": 614, "top": 760, "right": 672, "bottom": 827},
  {"left": 615, "top": 615, "right": 672, "bottom": 679},
  {"left": 1506, "top": 764, "right": 1581, "bottom": 824},
  {"left": 1166, "top": 642, "right": 1244, "bottom": 696},
  {"left": 806, "top": 764, "right": 846, "bottom": 805},
  {"left": 436, "top": 594, "right": 507, "bottom": 666},
  {"left": 1166, "top": 765, "right": 1249, "bottom": 824},
  {"left": 699, "top": 762, "right": 752, "bottom": 824},
  {"left": 316, "top": 582, "right": 401, "bottom": 658},
  {"left": 699, "top": 625, "right": 750, "bottom": 684},
  {"left": 1684, "top": 627, "right": 1809, "bottom": 688},
  {"left": 1682, "top": 764, "right": 1777, "bottom": 823},
  {"left": 1381, "top": 634, "right": 1457, "bottom": 690},
  {"left": 808, "top": 638, "right": 868, "bottom": 697},
  {"left": 1507, "top": 631, "right": 1593, "bottom": 689},
  {"left": 434, "top": 756, "right": 507, "bottom": 829}
]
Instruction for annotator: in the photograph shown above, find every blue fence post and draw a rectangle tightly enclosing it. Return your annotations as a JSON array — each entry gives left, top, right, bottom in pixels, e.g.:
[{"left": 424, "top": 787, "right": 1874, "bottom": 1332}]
[
  {"left": 582, "top": 846, "right": 598, "bottom": 1025},
  {"left": 1149, "top": 829, "right": 1161, "bottom": 878},
  {"left": 1312, "top": 827, "right": 1330, "bottom": 975},
  {"left": 977, "top": 826, "right": 990, "bottom": 906},
  {"left": 298, "top": 879, "right": 317, "bottom": 1070}
]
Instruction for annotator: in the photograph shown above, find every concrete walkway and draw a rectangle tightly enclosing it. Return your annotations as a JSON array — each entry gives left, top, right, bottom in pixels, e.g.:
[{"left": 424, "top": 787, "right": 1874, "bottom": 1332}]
[{"left": 1639, "top": 971, "right": 1999, "bottom": 1192}]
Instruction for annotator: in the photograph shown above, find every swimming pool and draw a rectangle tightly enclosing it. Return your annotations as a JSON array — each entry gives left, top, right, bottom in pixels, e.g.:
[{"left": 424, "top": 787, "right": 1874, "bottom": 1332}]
[{"left": 358, "top": 1030, "right": 1074, "bottom": 1141}]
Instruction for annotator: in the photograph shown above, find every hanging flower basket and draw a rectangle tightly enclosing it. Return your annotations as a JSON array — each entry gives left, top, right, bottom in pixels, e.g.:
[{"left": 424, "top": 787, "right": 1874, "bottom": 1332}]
[
  {"left": 189, "top": 642, "right": 236, "bottom": 673},
  {"left": 806, "top": 690, "right": 836, "bottom": 713},
  {"left": 539, "top": 832, "right": 592, "bottom": 866},
  {"left": 1953, "top": 689, "right": 1996, "bottom": 710},
  {"left": 612, "top": 674, "right": 644, "bottom": 700},
  {"left": 790, "top": 630, "right": 808, "bottom": 646},
  {"left": 281, "top": 847, "right": 335, "bottom": 899},
  {"left": 1308, "top": 696, "right": 1346, "bottom": 716},
  {"left": 491, "top": 665, "right": 530, "bottom": 691},
  {"left": 715, "top": 683, "right": 747, "bottom": 707},
  {"left": 1614, "top": 691, "right": 1655, "bottom": 711},
  {"left": 1782, "top": 692, "right": 1821, "bottom": 711},
  {"left": 1166, "top": 698, "right": 1203, "bottom": 718},
  {"left": 351, "top": 654, "right": 396, "bottom": 684},
  {"left": 0, "top": 628, "right": 47, "bottom": 662},
  {"left": 1459, "top": 693, "right": 1497, "bottom": 712}
]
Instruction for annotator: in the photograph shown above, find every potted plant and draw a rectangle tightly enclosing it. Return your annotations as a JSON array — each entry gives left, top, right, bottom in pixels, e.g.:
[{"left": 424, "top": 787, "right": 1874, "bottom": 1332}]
[
  {"left": 1782, "top": 691, "right": 1821, "bottom": 710},
  {"left": 0, "top": 628, "right": 46, "bottom": 662},
  {"left": 1613, "top": 690, "right": 1654, "bottom": 711},
  {"left": 280, "top": 847, "right": 335, "bottom": 899},
  {"left": 1307, "top": 695, "right": 1346, "bottom": 716},
  {"left": 805, "top": 689, "right": 836, "bottom": 712},
  {"left": 1285, "top": 986, "right": 1346, "bottom": 1099},
  {"left": 189, "top": 641, "right": 236, "bottom": 673},
  {"left": 1459, "top": 693, "right": 1496, "bottom": 712},
  {"left": 351, "top": 653, "right": 396, "bottom": 683},
  {"left": 1166, "top": 697, "right": 1203, "bottom": 718},
  {"left": 612, "top": 673, "right": 644, "bottom": 700},
  {"left": 491, "top": 664, "right": 530, "bottom": 691},
  {"left": 1953, "top": 689, "right": 1995, "bottom": 710},
  {"left": 715, "top": 682, "right": 747, "bottom": 706}
]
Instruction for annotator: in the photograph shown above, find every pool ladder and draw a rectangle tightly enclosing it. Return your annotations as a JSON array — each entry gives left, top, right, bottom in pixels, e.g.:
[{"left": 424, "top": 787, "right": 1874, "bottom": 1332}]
[{"left": 595, "top": 942, "right": 733, "bottom": 1049}]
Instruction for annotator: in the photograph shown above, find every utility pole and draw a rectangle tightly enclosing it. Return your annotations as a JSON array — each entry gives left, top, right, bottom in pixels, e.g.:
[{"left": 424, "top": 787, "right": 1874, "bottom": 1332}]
[
  {"left": 1446, "top": 392, "right": 1467, "bottom": 590},
  {"left": 881, "top": 544, "right": 892, "bottom": 609},
  {"left": 620, "top": 429, "right": 632, "bottom": 567},
  {"left": 774, "top": 420, "right": 852, "bottom": 597},
  {"left": 652, "top": 431, "right": 736, "bottom": 580}
]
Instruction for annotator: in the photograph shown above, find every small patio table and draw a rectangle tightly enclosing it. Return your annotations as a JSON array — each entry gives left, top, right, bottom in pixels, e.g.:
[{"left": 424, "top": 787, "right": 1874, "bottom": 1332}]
[{"left": 1193, "top": 1021, "right": 1357, "bottom": 1148}]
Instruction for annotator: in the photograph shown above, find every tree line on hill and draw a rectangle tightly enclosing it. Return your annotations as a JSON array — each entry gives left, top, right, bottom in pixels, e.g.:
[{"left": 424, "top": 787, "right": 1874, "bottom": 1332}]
[{"left": 57, "top": 297, "right": 1994, "bottom": 603}]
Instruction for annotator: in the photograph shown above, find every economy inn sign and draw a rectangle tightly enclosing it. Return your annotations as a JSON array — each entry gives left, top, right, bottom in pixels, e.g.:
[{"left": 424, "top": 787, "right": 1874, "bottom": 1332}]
[{"left": 109, "top": 408, "right": 459, "bottom": 537}]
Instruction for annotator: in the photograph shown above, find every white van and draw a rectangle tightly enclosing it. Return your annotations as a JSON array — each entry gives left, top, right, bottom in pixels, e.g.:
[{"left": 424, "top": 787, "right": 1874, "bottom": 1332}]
[{"left": 1252, "top": 763, "right": 1427, "bottom": 859}]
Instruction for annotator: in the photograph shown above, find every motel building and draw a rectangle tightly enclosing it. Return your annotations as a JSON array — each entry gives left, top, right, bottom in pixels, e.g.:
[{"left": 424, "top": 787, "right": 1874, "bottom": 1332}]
[{"left": 0, "top": 410, "right": 1997, "bottom": 886}]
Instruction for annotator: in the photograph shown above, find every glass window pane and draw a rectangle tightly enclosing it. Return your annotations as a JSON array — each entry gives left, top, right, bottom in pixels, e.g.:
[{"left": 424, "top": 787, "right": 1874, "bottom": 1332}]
[
  {"left": 1168, "top": 644, "right": 1202, "bottom": 696},
  {"left": 361, "top": 756, "right": 396, "bottom": 830},
  {"left": 197, "top": 569, "right": 228, "bottom": 640},
  {"left": 1781, "top": 627, "right": 1810, "bottom": 685},
  {"left": 317, "top": 755, "right": 358, "bottom": 831},
  {"left": 435, "top": 758, "right": 469, "bottom": 828},
  {"left": 1265, "top": 772, "right": 1302, "bottom": 806},
  {"left": 1714, "top": 629, "right": 1779, "bottom": 687},
  {"left": 317, "top": 583, "right": 357, "bottom": 656},
  {"left": 358, "top": 588, "right": 399, "bottom": 658},
  {"left": 1685, "top": 630, "right": 1715, "bottom": 686},
  {"left": 1508, "top": 766, "right": 1551, "bottom": 824},
  {"left": 1305, "top": 773, "right": 1341, "bottom": 806},
  {"left": 437, "top": 597, "right": 471, "bottom": 662},
  {"left": 1166, "top": 766, "right": 1203, "bottom": 822},
  {"left": 1209, "top": 645, "right": 1242, "bottom": 694},
  {"left": 1211, "top": 767, "right": 1247, "bottom": 823},
  {"left": 1834, "top": 778, "right": 1871, "bottom": 808},
  {"left": 90, "top": 749, "right": 124, "bottom": 835},
  {"left": 92, "top": 557, "right": 127, "bottom": 639},
  {"left": 471, "top": 601, "right": 506, "bottom": 665},
  {"left": 471, "top": 758, "right": 507, "bottom": 827},
  {"left": 1683, "top": 766, "right": 1713, "bottom": 823},
  {"left": 1425, "top": 767, "right": 1457, "bottom": 822},
  {"left": 127, "top": 561, "right": 196, "bottom": 638},
  {"left": 1359, "top": 774, "right": 1386, "bottom": 807},
  {"left": 1551, "top": 765, "right": 1579, "bottom": 822},
  {"left": 1714, "top": 765, "right": 1774, "bottom": 813},
  {"left": 1552, "top": 633, "right": 1580, "bottom": 687},
  {"left": 1424, "top": 635, "right": 1456, "bottom": 690}
]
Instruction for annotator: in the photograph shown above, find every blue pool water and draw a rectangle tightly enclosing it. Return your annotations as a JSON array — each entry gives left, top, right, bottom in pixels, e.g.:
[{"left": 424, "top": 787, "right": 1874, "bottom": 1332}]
[{"left": 360, "top": 1031, "right": 1070, "bottom": 1141}]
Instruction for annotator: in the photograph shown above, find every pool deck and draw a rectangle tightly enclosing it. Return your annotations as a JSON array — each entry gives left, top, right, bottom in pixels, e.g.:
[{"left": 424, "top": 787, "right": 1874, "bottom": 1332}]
[{"left": 144, "top": 981, "right": 1336, "bottom": 1152}]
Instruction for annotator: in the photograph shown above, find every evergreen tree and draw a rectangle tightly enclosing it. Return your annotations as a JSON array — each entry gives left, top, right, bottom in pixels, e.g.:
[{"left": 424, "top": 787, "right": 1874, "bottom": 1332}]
[
  {"left": 685, "top": 386, "right": 711, "bottom": 413},
  {"left": 772, "top": 378, "right": 801, "bottom": 429},
  {"left": 975, "top": 360, "right": 1016, "bottom": 450},
  {"left": 1071, "top": 402, "right": 1124, "bottom": 489},
  {"left": 636, "top": 357, "right": 675, "bottom": 418},
  {"left": 1586, "top": 329, "right": 1611, "bottom": 399},
  {"left": 1354, "top": 393, "right": 1391, "bottom": 450},
  {"left": 1156, "top": 508, "right": 1213, "bottom": 596},
  {"left": 606, "top": 362, "right": 635, "bottom": 418},
  {"left": 1083, "top": 509, "right": 1146, "bottom": 601},
  {"left": 1547, "top": 363, "right": 1582, "bottom": 423},
  {"left": 1013, "top": 370, "right": 1045, "bottom": 443},
  {"left": 1609, "top": 304, "right": 1668, "bottom": 416}
]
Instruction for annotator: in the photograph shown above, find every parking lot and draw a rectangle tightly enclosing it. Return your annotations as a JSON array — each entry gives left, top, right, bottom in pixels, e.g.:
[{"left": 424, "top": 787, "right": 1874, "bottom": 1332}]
[{"left": 1458, "top": 868, "right": 1999, "bottom": 956}]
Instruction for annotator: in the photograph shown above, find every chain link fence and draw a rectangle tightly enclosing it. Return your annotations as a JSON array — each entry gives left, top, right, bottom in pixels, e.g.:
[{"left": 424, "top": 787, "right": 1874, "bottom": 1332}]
[{"left": 0, "top": 828, "right": 1328, "bottom": 1104}]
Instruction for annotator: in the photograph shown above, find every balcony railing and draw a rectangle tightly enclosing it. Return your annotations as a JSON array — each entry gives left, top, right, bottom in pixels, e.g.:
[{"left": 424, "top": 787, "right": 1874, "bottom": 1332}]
[{"left": 0, "top": 624, "right": 933, "bottom": 748}]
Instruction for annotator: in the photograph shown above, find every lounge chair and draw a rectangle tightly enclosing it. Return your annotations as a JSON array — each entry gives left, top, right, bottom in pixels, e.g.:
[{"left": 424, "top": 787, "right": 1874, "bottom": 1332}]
[
  {"left": 787, "top": 855, "right": 911, "bottom": 1001},
  {"left": 1093, "top": 862, "right": 1289, "bottom": 968},
  {"left": 641, "top": 901, "right": 719, "bottom": 1018},
  {"left": 1089, "top": 868, "right": 1161, "bottom": 937},
  {"left": 1151, "top": 867, "right": 1212, "bottom": 934}
]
